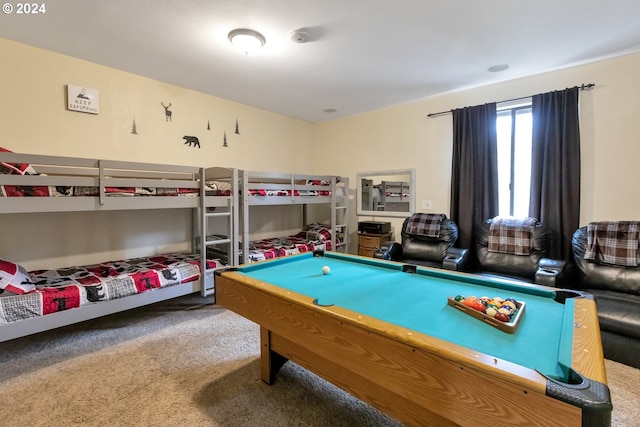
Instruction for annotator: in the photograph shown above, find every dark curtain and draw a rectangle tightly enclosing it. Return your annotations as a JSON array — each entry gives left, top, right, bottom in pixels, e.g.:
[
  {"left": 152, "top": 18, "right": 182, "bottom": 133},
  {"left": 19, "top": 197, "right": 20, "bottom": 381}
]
[
  {"left": 529, "top": 87, "right": 581, "bottom": 260},
  {"left": 450, "top": 103, "right": 499, "bottom": 251}
]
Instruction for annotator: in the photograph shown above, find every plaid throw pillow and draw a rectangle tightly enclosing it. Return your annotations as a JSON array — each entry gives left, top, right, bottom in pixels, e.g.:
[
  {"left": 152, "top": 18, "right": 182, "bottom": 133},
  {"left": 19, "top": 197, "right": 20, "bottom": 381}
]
[
  {"left": 487, "top": 216, "right": 537, "bottom": 255},
  {"left": 405, "top": 213, "right": 445, "bottom": 237},
  {"left": 584, "top": 221, "right": 639, "bottom": 267}
]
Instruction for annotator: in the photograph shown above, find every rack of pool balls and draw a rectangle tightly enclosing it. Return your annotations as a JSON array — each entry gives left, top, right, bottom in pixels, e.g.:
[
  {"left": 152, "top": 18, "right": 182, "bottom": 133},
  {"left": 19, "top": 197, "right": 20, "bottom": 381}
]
[{"left": 447, "top": 295, "right": 526, "bottom": 333}]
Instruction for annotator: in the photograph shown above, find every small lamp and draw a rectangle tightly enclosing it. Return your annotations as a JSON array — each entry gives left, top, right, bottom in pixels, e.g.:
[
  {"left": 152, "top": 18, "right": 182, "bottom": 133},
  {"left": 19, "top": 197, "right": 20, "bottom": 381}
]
[{"left": 228, "top": 29, "right": 266, "bottom": 55}]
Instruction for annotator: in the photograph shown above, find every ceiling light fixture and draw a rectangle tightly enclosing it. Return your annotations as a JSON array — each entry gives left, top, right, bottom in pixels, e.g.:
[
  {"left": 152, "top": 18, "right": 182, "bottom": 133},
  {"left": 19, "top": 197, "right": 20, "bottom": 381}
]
[{"left": 228, "top": 28, "right": 266, "bottom": 55}]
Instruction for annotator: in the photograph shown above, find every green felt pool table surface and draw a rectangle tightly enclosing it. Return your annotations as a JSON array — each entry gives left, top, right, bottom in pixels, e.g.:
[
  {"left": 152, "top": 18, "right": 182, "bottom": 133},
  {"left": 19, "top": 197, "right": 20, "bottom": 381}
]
[{"left": 237, "top": 251, "right": 572, "bottom": 380}]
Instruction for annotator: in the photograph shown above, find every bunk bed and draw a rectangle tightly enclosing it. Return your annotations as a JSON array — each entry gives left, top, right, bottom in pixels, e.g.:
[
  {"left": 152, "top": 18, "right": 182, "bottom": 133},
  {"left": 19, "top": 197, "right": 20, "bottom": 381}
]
[
  {"left": 237, "top": 170, "right": 349, "bottom": 263},
  {"left": 359, "top": 179, "right": 410, "bottom": 213},
  {"left": 0, "top": 150, "right": 238, "bottom": 342},
  {"left": 377, "top": 180, "right": 411, "bottom": 212}
]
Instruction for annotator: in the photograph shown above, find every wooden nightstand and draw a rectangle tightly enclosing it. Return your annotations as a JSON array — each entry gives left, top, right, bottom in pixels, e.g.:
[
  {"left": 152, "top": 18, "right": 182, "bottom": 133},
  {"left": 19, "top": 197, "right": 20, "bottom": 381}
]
[{"left": 358, "top": 232, "right": 392, "bottom": 257}]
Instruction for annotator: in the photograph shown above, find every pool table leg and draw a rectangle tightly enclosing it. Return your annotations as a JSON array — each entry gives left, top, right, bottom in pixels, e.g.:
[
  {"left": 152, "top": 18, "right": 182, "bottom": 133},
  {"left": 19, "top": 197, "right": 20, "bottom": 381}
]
[{"left": 260, "top": 326, "right": 288, "bottom": 384}]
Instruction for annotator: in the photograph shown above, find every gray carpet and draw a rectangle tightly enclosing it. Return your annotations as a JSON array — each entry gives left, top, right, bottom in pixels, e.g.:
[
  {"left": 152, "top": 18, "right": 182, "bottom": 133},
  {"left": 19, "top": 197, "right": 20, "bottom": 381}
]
[{"left": 1, "top": 294, "right": 638, "bottom": 427}]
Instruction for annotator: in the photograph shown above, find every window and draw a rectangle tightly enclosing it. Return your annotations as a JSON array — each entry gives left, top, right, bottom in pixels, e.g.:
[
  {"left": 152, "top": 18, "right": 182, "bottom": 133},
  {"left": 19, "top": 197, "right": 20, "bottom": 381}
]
[{"left": 496, "top": 100, "right": 532, "bottom": 217}]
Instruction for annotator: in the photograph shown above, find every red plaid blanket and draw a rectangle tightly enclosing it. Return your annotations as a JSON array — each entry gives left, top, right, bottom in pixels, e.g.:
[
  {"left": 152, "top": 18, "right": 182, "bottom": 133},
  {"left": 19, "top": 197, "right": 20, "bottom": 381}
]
[
  {"left": 488, "top": 216, "right": 537, "bottom": 255},
  {"left": 584, "top": 221, "right": 639, "bottom": 267},
  {"left": 405, "top": 213, "right": 445, "bottom": 237}
]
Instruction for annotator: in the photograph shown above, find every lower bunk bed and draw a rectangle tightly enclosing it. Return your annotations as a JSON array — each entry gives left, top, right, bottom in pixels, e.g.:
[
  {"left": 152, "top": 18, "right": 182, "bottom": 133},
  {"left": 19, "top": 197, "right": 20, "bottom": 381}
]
[
  {"left": 242, "top": 223, "right": 338, "bottom": 263},
  {"left": 205, "top": 223, "right": 340, "bottom": 264},
  {"left": 0, "top": 252, "right": 224, "bottom": 342}
]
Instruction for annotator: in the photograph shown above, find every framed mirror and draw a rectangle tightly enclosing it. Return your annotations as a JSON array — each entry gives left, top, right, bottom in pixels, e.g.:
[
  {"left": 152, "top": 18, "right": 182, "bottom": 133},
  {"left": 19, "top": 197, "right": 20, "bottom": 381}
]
[{"left": 357, "top": 169, "right": 416, "bottom": 217}]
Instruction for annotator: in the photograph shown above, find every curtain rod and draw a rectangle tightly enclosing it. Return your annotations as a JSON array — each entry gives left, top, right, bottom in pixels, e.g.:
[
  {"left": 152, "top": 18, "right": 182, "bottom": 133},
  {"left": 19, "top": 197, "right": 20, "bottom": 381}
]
[{"left": 425, "top": 83, "right": 595, "bottom": 118}]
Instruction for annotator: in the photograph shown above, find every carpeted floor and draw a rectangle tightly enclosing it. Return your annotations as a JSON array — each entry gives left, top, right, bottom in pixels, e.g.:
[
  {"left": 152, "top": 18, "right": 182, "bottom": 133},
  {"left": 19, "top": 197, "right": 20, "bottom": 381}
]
[{"left": 1, "top": 294, "right": 638, "bottom": 426}]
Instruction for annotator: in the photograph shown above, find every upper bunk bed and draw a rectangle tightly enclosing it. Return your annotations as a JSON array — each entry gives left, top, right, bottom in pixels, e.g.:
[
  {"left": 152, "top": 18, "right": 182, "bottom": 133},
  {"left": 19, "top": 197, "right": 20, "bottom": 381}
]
[
  {"left": 0, "top": 151, "right": 233, "bottom": 213},
  {"left": 238, "top": 170, "right": 349, "bottom": 263},
  {"left": 0, "top": 150, "right": 238, "bottom": 342},
  {"left": 376, "top": 180, "right": 411, "bottom": 212}
]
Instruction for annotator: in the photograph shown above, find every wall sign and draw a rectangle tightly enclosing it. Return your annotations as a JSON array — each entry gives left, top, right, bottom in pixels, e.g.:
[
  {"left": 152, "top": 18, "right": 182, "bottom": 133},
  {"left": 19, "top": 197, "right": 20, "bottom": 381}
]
[{"left": 67, "top": 85, "right": 99, "bottom": 114}]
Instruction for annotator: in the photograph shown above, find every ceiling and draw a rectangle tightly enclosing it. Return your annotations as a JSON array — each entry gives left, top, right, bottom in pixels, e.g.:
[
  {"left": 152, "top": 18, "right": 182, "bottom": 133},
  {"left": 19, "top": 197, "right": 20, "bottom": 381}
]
[{"left": 2, "top": 0, "right": 640, "bottom": 123}]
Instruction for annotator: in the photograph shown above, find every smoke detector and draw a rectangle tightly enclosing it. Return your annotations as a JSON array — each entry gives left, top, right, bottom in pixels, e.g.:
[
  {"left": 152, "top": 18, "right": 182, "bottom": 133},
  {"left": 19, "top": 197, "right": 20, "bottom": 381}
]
[{"left": 289, "top": 30, "right": 312, "bottom": 43}]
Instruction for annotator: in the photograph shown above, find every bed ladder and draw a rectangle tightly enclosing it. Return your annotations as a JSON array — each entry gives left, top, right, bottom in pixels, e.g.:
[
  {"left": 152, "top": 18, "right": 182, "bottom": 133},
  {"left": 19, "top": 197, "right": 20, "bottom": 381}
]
[
  {"left": 198, "top": 168, "right": 239, "bottom": 299},
  {"left": 331, "top": 176, "right": 349, "bottom": 253}
]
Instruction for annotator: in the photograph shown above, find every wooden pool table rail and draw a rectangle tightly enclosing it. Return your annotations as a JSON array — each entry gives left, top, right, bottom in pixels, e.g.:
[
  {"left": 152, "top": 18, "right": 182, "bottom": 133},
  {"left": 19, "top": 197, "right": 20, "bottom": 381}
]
[{"left": 216, "top": 270, "right": 610, "bottom": 427}]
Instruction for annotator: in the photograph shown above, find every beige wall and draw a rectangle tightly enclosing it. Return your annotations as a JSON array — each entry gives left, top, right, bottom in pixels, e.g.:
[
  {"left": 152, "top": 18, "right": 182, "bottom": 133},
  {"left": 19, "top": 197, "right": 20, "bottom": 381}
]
[
  {"left": 313, "top": 52, "right": 640, "bottom": 244},
  {"left": 0, "top": 38, "right": 313, "bottom": 170},
  {"left": 2, "top": 36, "right": 639, "bottom": 267},
  {"left": 0, "top": 38, "right": 314, "bottom": 268}
]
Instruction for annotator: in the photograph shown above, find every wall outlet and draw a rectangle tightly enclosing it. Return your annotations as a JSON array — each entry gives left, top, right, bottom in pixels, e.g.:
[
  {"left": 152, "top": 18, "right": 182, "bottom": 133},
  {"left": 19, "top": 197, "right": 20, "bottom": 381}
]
[{"left": 421, "top": 199, "right": 432, "bottom": 210}]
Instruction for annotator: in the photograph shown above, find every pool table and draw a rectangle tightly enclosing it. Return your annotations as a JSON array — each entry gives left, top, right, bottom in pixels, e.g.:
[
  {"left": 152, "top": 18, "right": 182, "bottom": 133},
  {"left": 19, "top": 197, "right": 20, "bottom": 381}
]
[{"left": 215, "top": 251, "right": 612, "bottom": 427}]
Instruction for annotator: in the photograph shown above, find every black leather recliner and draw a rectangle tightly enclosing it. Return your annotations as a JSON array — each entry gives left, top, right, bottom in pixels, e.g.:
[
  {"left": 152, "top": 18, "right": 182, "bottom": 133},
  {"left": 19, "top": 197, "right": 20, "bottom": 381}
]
[
  {"left": 377, "top": 216, "right": 468, "bottom": 270},
  {"left": 571, "top": 225, "right": 640, "bottom": 369},
  {"left": 472, "top": 217, "right": 569, "bottom": 287}
]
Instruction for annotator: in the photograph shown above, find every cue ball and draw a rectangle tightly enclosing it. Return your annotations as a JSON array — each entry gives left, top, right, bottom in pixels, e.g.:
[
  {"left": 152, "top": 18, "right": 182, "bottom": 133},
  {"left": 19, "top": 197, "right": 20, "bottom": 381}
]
[{"left": 322, "top": 266, "right": 330, "bottom": 275}]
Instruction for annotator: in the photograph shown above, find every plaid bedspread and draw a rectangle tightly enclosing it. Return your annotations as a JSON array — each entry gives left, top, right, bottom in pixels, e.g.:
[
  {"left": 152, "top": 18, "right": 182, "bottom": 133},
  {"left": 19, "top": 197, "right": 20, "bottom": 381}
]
[
  {"left": 246, "top": 236, "right": 332, "bottom": 263},
  {"left": 247, "top": 189, "right": 331, "bottom": 197},
  {"left": 488, "top": 216, "right": 537, "bottom": 255},
  {"left": 0, "top": 253, "right": 223, "bottom": 325},
  {"left": 405, "top": 213, "right": 445, "bottom": 237},
  {"left": 244, "top": 224, "right": 335, "bottom": 263},
  {"left": 246, "top": 179, "right": 332, "bottom": 198},
  {"left": 584, "top": 221, "right": 639, "bottom": 267},
  {"left": 1, "top": 180, "right": 227, "bottom": 198}
]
